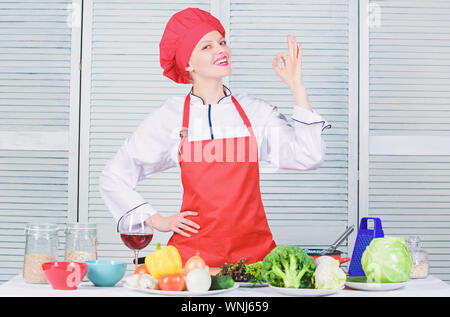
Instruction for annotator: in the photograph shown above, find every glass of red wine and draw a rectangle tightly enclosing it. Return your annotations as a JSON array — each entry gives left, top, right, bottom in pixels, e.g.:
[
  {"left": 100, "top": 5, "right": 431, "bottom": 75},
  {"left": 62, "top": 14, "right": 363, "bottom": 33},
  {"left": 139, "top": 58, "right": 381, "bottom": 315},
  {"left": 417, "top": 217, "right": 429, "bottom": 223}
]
[{"left": 119, "top": 212, "right": 153, "bottom": 269}]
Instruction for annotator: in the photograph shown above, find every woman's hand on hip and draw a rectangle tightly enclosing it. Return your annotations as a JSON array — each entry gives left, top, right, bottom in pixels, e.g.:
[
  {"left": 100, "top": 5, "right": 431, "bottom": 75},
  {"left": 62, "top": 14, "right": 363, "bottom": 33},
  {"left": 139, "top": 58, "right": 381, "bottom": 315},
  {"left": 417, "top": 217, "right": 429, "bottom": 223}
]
[
  {"left": 146, "top": 211, "right": 200, "bottom": 237},
  {"left": 272, "top": 34, "right": 304, "bottom": 90}
]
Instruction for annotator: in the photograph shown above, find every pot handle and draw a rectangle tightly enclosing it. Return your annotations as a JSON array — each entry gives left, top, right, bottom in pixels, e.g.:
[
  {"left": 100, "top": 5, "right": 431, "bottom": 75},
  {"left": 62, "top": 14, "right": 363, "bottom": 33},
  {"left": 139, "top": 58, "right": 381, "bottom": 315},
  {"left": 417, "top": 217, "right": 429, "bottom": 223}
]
[{"left": 339, "top": 257, "right": 351, "bottom": 264}]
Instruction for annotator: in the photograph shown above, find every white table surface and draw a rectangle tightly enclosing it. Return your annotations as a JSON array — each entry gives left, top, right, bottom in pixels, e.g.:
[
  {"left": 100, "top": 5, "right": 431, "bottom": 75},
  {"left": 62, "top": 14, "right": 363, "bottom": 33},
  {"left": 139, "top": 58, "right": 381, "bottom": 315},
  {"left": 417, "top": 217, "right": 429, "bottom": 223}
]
[{"left": 1, "top": 275, "right": 449, "bottom": 297}]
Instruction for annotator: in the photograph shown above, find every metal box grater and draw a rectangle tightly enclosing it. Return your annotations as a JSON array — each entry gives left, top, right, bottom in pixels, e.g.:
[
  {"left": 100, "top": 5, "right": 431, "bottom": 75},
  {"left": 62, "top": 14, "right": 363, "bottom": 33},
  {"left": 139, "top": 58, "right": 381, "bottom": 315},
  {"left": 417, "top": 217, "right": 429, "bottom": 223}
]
[{"left": 348, "top": 217, "right": 384, "bottom": 276}]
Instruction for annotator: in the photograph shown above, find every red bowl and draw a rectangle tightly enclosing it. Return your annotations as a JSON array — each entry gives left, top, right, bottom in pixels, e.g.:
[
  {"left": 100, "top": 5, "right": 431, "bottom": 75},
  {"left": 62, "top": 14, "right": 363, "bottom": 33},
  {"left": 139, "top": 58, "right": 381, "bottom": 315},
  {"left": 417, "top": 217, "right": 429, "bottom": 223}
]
[{"left": 41, "top": 262, "right": 88, "bottom": 290}]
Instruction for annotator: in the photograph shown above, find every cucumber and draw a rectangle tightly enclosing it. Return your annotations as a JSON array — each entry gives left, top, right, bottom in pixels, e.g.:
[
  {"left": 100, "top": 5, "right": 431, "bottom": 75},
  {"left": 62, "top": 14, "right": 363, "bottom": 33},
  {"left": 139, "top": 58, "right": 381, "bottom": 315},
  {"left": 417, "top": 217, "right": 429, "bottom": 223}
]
[{"left": 210, "top": 275, "right": 235, "bottom": 290}]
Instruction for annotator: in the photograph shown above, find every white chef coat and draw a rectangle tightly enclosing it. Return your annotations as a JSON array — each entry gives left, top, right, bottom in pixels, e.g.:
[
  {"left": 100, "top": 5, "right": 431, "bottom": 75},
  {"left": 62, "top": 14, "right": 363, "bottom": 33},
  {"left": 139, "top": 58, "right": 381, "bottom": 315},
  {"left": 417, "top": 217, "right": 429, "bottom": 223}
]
[{"left": 99, "top": 85, "right": 331, "bottom": 230}]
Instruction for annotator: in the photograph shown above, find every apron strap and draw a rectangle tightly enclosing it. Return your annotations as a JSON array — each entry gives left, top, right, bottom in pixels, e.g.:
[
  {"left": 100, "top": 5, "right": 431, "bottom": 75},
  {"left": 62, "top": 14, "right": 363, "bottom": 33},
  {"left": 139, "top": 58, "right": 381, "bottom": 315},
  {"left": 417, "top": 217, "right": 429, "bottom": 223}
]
[
  {"left": 178, "top": 94, "right": 191, "bottom": 163},
  {"left": 231, "top": 95, "right": 256, "bottom": 140},
  {"left": 181, "top": 93, "right": 191, "bottom": 136}
]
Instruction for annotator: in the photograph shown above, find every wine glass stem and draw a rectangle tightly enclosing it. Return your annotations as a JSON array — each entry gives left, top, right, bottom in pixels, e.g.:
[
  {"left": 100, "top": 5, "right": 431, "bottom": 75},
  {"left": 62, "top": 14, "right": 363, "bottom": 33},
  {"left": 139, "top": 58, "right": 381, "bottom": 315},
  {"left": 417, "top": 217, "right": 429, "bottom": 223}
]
[{"left": 134, "top": 250, "right": 138, "bottom": 269}]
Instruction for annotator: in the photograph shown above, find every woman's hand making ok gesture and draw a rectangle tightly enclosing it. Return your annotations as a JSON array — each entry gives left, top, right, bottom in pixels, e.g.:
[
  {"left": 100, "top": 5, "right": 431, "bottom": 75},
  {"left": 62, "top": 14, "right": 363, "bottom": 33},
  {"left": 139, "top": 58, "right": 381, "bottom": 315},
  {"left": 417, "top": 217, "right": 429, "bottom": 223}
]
[
  {"left": 272, "top": 34, "right": 304, "bottom": 90},
  {"left": 273, "top": 34, "right": 312, "bottom": 112}
]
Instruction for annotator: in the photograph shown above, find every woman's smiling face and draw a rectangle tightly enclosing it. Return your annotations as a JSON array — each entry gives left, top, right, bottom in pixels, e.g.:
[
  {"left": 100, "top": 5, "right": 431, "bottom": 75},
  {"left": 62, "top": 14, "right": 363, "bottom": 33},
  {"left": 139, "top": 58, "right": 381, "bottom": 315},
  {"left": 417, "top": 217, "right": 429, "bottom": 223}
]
[{"left": 186, "top": 30, "right": 232, "bottom": 82}]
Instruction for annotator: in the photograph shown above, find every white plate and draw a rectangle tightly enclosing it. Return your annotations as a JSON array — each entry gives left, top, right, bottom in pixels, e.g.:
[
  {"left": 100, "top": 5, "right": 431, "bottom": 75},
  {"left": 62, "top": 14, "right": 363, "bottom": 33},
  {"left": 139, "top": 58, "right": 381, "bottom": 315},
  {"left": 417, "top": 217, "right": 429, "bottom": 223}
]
[
  {"left": 345, "top": 280, "right": 408, "bottom": 291},
  {"left": 237, "top": 282, "right": 268, "bottom": 288},
  {"left": 268, "top": 285, "right": 339, "bottom": 297},
  {"left": 124, "top": 283, "right": 239, "bottom": 296}
]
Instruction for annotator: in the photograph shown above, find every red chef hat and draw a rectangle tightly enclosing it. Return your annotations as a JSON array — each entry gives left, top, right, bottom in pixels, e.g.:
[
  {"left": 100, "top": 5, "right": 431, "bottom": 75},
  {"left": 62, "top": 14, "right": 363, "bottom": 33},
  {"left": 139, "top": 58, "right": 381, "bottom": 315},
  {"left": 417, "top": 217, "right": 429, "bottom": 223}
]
[{"left": 159, "top": 8, "right": 226, "bottom": 84}]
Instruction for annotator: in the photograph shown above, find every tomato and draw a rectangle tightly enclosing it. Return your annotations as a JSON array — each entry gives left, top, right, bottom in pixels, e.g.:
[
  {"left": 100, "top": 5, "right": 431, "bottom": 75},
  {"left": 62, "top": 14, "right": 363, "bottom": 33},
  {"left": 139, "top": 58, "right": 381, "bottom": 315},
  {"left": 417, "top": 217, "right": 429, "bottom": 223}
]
[
  {"left": 134, "top": 264, "right": 150, "bottom": 275},
  {"left": 158, "top": 273, "right": 185, "bottom": 291}
]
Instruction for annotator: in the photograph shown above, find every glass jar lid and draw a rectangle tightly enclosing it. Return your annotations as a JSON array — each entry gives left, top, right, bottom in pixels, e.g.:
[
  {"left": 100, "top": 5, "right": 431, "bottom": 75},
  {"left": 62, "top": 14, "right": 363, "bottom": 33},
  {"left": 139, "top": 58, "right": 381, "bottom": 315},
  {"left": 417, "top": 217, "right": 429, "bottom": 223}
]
[{"left": 407, "top": 236, "right": 422, "bottom": 250}]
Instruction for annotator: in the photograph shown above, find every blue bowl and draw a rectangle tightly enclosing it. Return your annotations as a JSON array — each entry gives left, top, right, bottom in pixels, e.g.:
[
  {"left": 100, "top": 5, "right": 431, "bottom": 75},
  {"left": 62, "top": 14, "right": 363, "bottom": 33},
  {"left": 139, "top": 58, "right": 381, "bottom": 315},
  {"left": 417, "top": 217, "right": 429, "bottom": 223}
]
[{"left": 85, "top": 260, "right": 127, "bottom": 287}]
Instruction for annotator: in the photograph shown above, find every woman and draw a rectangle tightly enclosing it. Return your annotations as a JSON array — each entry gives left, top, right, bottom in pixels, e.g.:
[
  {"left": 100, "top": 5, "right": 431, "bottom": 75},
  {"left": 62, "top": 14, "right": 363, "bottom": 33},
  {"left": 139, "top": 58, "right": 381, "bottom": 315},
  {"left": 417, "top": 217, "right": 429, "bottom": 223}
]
[{"left": 99, "top": 8, "right": 330, "bottom": 266}]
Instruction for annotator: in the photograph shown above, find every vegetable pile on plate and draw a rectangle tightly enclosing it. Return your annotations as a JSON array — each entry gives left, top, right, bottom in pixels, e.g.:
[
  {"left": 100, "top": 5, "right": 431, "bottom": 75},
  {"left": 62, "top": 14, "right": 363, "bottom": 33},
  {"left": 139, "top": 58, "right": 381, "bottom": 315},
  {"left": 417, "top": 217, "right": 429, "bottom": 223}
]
[
  {"left": 124, "top": 244, "right": 234, "bottom": 292},
  {"left": 263, "top": 245, "right": 347, "bottom": 290},
  {"left": 217, "top": 245, "right": 347, "bottom": 290}
]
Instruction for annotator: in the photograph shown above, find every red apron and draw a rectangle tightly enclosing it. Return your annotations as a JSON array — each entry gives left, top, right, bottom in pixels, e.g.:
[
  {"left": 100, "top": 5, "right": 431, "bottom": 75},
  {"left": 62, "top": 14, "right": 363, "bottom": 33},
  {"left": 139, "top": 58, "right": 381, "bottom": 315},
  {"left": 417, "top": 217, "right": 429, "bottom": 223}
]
[{"left": 167, "top": 93, "right": 276, "bottom": 267}]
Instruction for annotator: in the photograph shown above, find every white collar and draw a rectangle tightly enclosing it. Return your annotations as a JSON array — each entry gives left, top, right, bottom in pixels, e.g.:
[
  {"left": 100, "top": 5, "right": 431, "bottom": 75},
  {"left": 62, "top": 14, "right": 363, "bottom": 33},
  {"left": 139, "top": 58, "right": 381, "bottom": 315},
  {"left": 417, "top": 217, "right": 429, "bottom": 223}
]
[{"left": 189, "top": 85, "right": 233, "bottom": 105}]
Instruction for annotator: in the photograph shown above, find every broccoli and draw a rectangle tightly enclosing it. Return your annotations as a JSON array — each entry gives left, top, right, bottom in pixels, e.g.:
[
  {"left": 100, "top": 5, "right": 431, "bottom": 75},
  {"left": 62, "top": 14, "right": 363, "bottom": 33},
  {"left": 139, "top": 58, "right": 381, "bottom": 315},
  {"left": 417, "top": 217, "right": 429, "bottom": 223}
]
[
  {"left": 261, "top": 245, "right": 316, "bottom": 288},
  {"left": 245, "top": 261, "right": 264, "bottom": 283}
]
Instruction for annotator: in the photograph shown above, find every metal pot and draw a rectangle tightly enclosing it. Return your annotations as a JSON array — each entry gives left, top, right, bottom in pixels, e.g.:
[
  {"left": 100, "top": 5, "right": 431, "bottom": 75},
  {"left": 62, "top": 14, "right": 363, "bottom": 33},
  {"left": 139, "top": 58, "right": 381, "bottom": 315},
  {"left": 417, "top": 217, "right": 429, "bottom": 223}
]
[{"left": 305, "top": 249, "right": 351, "bottom": 266}]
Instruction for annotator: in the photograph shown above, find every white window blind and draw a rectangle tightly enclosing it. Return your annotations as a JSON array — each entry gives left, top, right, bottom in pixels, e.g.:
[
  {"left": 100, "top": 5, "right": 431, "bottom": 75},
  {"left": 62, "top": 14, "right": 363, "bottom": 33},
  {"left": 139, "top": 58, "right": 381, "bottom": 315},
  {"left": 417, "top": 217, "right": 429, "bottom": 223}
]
[
  {"left": 361, "top": 0, "right": 450, "bottom": 282},
  {"left": 0, "top": 0, "right": 81, "bottom": 283}
]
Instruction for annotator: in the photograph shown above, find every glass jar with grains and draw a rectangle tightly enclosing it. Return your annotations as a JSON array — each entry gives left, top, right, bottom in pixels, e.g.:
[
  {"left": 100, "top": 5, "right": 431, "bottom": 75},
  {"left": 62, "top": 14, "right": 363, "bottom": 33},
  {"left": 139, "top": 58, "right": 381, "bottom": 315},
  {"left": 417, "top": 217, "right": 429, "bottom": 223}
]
[
  {"left": 407, "top": 236, "right": 429, "bottom": 279},
  {"left": 23, "top": 223, "right": 59, "bottom": 283},
  {"left": 64, "top": 223, "right": 97, "bottom": 263}
]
